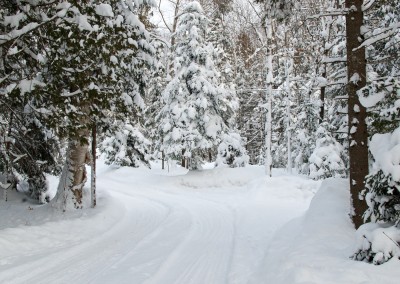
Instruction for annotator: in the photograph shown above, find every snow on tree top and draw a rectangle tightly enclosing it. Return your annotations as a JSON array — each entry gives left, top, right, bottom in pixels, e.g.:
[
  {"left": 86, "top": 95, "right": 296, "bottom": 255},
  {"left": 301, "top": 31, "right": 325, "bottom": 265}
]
[
  {"left": 95, "top": 4, "right": 114, "bottom": 17},
  {"left": 358, "top": 89, "right": 385, "bottom": 108},
  {"left": 370, "top": 128, "right": 400, "bottom": 182},
  {"left": 184, "top": 1, "right": 204, "bottom": 14}
]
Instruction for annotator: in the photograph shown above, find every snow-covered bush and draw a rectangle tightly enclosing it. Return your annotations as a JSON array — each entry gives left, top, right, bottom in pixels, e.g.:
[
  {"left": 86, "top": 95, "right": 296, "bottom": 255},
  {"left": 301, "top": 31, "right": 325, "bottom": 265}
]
[
  {"left": 100, "top": 123, "right": 151, "bottom": 168},
  {"left": 0, "top": 112, "right": 60, "bottom": 203},
  {"left": 215, "top": 133, "right": 249, "bottom": 168},
  {"left": 309, "top": 123, "right": 346, "bottom": 180},
  {"left": 363, "top": 127, "right": 400, "bottom": 224},
  {"left": 352, "top": 223, "right": 400, "bottom": 265},
  {"left": 353, "top": 127, "right": 400, "bottom": 265},
  {"left": 293, "top": 129, "right": 315, "bottom": 175}
]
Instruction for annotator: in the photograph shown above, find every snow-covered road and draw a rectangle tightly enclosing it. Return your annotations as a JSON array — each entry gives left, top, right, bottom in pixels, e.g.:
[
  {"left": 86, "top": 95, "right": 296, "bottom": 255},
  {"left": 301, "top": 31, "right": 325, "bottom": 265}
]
[{"left": 0, "top": 165, "right": 319, "bottom": 284}]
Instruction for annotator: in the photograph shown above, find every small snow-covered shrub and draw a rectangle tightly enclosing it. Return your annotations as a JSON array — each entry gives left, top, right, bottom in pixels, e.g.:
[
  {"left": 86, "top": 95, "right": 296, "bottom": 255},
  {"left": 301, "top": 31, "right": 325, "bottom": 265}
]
[
  {"left": 100, "top": 123, "right": 151, "bottom": 168},
  {"left": 354, "top": 127, "right": 400, "bottom": 265},
  {"left": 363, "top": 127, "right": 400, "bottom": 224},
  {"left": 215, "top": 133, "right": 249, "bottom": 168},
  {"left": 364, "top": 170, "right": 400, "bottom": 224},
  {"left": 293, "top": 129, "right": 315, "bottom": 175},
  {"left": 309, "top": 123, "right": 346, "bottom": 180},
  {"left": 352, "top": 223, "right": 400, "bottom": 265}
]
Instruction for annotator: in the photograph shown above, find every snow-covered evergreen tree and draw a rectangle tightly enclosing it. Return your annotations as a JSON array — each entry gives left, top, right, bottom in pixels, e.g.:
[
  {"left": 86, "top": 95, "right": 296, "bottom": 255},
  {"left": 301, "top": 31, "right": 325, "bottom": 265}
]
[
  {"left": 100, "top": 120, "right": 151, "bottom": 168},
  {"left": 254, "top": 0, "right": 295, "bottom": 22},
  {"left": 345, "top": 0, "right": 399, "bottom": 265},
  {"left": 47, "top": 0, "right": 155, "bottom": 209},
  {"left": 363, "top": 128, "right": 400, "bottom": 224},
  {"left": 1, "top": 0, "right": 155, "bottom": 209},
  {"left": 309, "top": 122, "right": 346, "bottom": 180},
  {"left": 0, "top": 0, "right": 63, "bottom": 202},
  {"left": 353, "top": 128, "right": 400, "bottom": 265},
  {"left": 215, "top": 132, "right": 249, "bottom": 168},
  {"left": 158, "top": 1, "right": 235, "bottom": 170},
  {"left": 144, "top": 37, "right": 170, "bottom": 166},
  {"left": 359, "top": 0, "right": 400, "bottom": 227}
]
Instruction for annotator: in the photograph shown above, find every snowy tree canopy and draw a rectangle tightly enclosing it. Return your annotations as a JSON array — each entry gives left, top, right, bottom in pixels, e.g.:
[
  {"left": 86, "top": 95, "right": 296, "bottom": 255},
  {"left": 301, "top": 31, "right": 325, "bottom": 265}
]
[{"left": 158, "top": 1, "right": 236, "bottom": 169}]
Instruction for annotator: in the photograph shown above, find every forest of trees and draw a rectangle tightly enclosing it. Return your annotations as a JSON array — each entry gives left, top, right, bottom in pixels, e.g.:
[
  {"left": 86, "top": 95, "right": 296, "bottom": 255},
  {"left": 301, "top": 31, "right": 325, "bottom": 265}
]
[{"left": 1, "top": 0, "right": 399, "bottom": 263}]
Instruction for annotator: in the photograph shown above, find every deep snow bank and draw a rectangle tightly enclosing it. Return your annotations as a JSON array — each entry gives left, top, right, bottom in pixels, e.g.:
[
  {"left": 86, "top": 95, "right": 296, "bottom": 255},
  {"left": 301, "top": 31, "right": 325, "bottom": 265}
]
[{"left": 255, "top": 178, "right": 400, "bottom": 284}]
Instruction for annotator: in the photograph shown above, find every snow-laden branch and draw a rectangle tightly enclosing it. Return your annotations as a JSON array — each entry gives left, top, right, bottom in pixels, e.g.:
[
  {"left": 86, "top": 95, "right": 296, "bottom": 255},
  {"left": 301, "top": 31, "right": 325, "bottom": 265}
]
[
  {"left": 362, "top": 0, "right": 376, "bottom": 12},
  {"left": 0, "top": 2, "right": 72, "bottom": 46},
  {"left": 356, "top": 22, "right": 400, "bottom": 51},
  {"left": 322, "top": 56, "right": 346, "bottom": 64},
  {"left": 307, "top": 8, "right": 349, "bottom": 19}
]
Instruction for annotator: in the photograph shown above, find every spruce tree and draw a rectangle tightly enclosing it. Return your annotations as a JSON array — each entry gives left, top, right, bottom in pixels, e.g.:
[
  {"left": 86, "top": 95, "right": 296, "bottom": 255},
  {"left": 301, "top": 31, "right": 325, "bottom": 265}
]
[
  {"left": 159, "top": 1, "right": 234, "bottom": 170},
  {"left": 359, "top": 0, "right": 400, "bottom": 226},
  {"left": 1, "top": 0, "right": 155, "bottom": 209},
  {"left": 0, "top": 0, "right": 63, "bottom": 202},
  {"left": 309, "top": 122, "right": 347, "bottom": 180}
]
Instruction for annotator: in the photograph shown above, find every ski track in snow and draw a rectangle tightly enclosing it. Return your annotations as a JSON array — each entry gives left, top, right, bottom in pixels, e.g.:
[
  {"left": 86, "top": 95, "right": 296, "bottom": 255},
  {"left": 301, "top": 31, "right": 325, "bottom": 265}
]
[{"left": 0, "top": 166, "right": 317, "bottom": 284}]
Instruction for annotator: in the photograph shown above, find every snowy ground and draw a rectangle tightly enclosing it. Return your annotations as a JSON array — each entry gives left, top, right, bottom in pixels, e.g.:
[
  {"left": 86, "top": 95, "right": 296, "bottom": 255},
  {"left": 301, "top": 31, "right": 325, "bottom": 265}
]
[{"left": 0, "top": 161, "right": 399, "bottom": 284}]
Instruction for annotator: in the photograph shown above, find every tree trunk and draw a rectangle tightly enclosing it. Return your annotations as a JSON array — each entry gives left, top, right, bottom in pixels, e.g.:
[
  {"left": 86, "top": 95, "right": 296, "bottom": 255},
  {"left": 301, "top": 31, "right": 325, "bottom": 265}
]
[
  {"left": 285, "top": 51, "right": 292, "bottom": 175},
  {"left": 265, "top": 17, "right": 273, "bottom": 177},
  {"left": 53, "top": 130, "right": 90, "bottom": 211},
  {"left": 162, "top": 150, "right": 165, "bottom": 170},
  {"left": 170, "top": 0, "right": 181, "bottom": 48},
  {"left": 345, "top": 0, "right": 368, "bottom": 229},
  {"left": 91, "top": 124, "right": 96, "bottom": 208},
  {"left": 319, "top": 54, "right": 327, "bottom": 123},
  {"left": 181, "top": 149, "right": 186, "bottom": 167}
]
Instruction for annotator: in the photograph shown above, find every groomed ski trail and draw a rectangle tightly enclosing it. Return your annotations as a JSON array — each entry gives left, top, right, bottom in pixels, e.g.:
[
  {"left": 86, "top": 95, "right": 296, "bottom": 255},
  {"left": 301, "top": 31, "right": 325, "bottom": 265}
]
[{"left": 0, "top": 166, "right": 318, "bottom": 284}]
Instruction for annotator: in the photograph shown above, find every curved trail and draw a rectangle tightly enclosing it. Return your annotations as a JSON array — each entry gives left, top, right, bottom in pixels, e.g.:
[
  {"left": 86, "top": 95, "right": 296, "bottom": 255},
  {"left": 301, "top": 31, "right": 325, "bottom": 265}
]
[{"left": 0, "top": 166, "right": 318, "bottom": 284}]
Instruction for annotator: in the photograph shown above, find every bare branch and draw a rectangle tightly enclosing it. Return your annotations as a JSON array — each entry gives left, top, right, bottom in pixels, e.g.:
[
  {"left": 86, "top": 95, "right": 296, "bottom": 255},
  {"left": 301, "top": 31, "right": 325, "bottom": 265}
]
[{"left": 158, "top": 0, "right": 173, "bottom": 33}]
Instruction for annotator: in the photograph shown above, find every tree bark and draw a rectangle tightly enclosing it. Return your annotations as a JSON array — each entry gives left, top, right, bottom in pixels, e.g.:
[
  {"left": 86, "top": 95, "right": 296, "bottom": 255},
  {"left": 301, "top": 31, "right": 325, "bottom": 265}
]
[
  {"left": 91, "top": 123, "right": 96, "bottom": 208},
  {"left": 319, "top": 55, "right": 327, "bottom": 123},
  {"left": 52, "top": 128, "right": 90, "bottom": 211},
  {"left": 265, "top": 16, "right": 273, "bottom": 177},
  {"left": 181, "top": 148, "right": 186, "bottom": 167},
  {"left": 162, "top": 150, "right": 165, "bottom": 170},
  {"left": 345, "top": 0, "right": 368, "bottom": 229}
]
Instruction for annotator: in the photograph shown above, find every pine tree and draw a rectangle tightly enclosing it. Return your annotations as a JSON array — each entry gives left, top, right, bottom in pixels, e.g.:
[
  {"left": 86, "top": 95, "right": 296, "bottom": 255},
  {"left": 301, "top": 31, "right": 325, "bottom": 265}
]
[
  {"left": 215, "top": 132, "right": 249, "bottom": 168},
  {"left": 100, "top": 119, "right": 151, "bottom": 168},
  {"left": 364, "top": 129, "right": 400, "bottom": 224},
  {"left": 345, "top": 0, "right": 369, "bottom": 228},
  {"left": 159, "top": 1, "right": 234, "bottom": 170},
  {"left": 309, "top": 122, "right": 347, "bottom": 180},
  {"left": 359, "top": 0, "right": 400, "bottom": 226},
  {"left": 1, "top": 0, "right": 155, "bottom": 209},
  {"left": 0, "top": 0, "right": 63, "bottom": 202}
]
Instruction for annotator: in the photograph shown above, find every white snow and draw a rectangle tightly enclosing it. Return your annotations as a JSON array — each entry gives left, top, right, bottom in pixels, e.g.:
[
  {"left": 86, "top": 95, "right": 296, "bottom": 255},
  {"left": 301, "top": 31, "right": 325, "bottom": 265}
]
[
  {"left": 251, "top": 178, "right": 400, "bottom": 284},
  {"left": 358, "top": 89, "right": 385, "bottom": 108},
  {"left": 95, "top": 4, "right": 114, "bottom": 18},
  {"left": 350, "top": 73, "right": 361, "bottom": 84},
  {"left": 369, "top": 127, "right": 400, "bottom": 182},
  {"left": 0, "top": 162, "right": 399, "bottom": 283},
  {"left": 316, "top": 76, "right": 328, "bottom": 87},
  {"left": 354, "top": 223, "right": 400, "bottom": 265}
]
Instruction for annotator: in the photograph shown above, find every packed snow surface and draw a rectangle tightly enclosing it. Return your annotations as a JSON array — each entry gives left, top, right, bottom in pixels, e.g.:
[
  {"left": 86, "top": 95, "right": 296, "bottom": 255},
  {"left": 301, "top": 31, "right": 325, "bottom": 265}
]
[{"left": 1, "top": 162, "right": 399, "bottom": 283}]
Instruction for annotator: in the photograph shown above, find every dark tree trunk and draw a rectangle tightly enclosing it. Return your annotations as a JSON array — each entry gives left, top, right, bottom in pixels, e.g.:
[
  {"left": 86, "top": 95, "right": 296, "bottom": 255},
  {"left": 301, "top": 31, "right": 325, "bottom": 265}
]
[
  {"left": 319, "top": 59, "right": 326, "bottom": 123},
  {"left": 345, "top": 0, "right": 368, "bottom": 229},
  {"left": 181, "top": 149, "right": 186, "bottom": 168},
  {"left": 162, "top": 150, "right": 165, "bottom": 170},
  {"left": 91, "top": 123, "right": 96, "bottom": 208}
]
